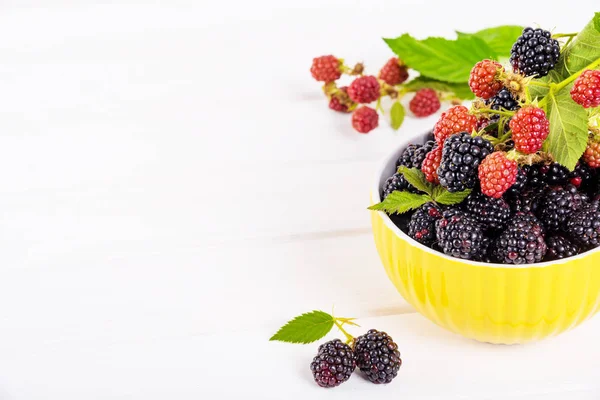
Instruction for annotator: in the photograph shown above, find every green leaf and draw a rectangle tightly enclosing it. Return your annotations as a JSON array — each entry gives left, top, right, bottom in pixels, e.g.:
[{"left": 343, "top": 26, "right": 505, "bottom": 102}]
[
  {"left": 390, "top": 102, "right": 405, "bottom": 130},
  {"left": 528, "top": 76, "right": 552, "bottom": 99},
  {"left": 457, "top": 25, "right": 524, "bottom": 58},
  {"left": 269, "top": 311, "right": 334, "bottom": 344},
  {"left": 368, "top": 191, "right": 431, "bottom": 215},
  {"left": 432, "top": 186, "right": 472, "bottom": 205},
  {"left": 397, "top": 166, "right": 433, "bottom": 195},
  {"left": 543, "top": 85, "right": 589, "bottom": 171},
  {"left": 403, "top": 76, "right": 475, "bottom": 100},
  {"left": 552, "top": 13, "right": 600, "bottom": 79},
  {"left": 383, "top": 34, "right": 497, "bottom": 83}
]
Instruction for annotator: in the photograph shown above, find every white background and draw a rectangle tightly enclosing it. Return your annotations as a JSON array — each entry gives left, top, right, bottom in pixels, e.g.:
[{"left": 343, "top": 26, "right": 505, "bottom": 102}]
[{"left": 0, "top": 1, "right": 599, "bottom": 399}]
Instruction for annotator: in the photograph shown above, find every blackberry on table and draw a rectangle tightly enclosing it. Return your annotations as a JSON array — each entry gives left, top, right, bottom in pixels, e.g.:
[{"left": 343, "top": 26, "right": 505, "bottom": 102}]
[
  {"left": 435, "top": 210, "right": 488, "bottom": 260},
  {"left": 536, "top": 185, "right": 588, "bottom": 233},
  {"left": 510, "top": 27, "right": 560, "bottom": 77},
  {"left": 353, "top": 329, "right": 401, "bottom": 384},
  {"left": 437, "top": 132, "right": 494, "bottom": 192},
  {"left": 566, "top": 203, "right": 600, "bottom": 248},
  {"left": 464, "top": 192, "right": 511, "bottom": 231},
  {"left": 495, "top": 213, "right": 547, "bottom": 264},
  {"left": 408, "top": 202, "right": 443, "bottom": 245},
  {"left": 545, "top": 236, "right": 579, "bottom": 261},
  {"left": 310, "top": 339, "right": 356, "bottom": 388}
]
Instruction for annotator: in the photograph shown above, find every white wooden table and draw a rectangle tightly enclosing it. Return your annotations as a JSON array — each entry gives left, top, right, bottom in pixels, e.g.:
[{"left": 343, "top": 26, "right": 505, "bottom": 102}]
[{"left": 1, "top": 1, "right": 599, "bottom": 399}]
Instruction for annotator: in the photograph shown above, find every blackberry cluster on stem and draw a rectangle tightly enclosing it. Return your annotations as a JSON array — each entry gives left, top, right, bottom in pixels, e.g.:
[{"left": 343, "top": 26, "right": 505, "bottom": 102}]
[{"left": 310, "top": 55, "right": 465, "bottom": 135}]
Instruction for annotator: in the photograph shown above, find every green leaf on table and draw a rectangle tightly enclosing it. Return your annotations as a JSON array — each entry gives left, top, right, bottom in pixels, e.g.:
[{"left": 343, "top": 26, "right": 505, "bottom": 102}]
[
  {"left": 551, "top": 13, "right": 600, "bottom": 80},
  {"left": 432, "top": 186, "right": 472, "bottom": 205},
  {"left": 403, "top": 76, "right": 474, "bottom": 100},
  {"left": 543, "top": 84, "right": 589, "bottom": 171},
  {"left": 390, "top": 102, "right": 405, "bottom": 130},
  {"left": 269, "top": 310, "right": 334, "bottom": 344},
  {"left": 368, "top": 191, "right": 431, "bottom": 215},
  {"left": 383, "top": 34, "right": 497, "bottom": 83},
  {"left": 457, "top": 25, "right": 524, "bottom": 58},
  {"left": 397, "top": 166, "right": 434, "bottom": 195}
]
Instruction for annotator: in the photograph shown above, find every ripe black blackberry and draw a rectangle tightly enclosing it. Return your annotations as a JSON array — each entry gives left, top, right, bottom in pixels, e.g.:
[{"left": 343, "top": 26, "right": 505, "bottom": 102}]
[
  {"left": 487, "top": 87, "right": 520, "bottom": 112},
  {"left": 408, "top": 202, "right": 442, "bottom": 245},
  {"left": 310, "top": 339, "right": 356, "bottom": 388},
  {"left": 396, "top": 144, "right": 420, "bottom": 168},
  {"left": 545, "top": 236, "right": 579, "bottom": 261},
  {"left": 411, "top": 140, "right": 436, "bottom": 169},
  {"left": 464, "top": 192, "right": 511, "bottom": 231},
  {"left": 510, "top": 27, "right": 560, "bottom": 77},
  {"left": 437, "top": 132, "right": 494, "bottom": 192},
  {"left": 506, "top": 167, "right": 528, "bottom": 196},
  {"left": 527, "top": 163, "right": 570, "bottom": 187},
  {"left": 495, "top": 212, "right": 547, "bottom": 264},
  {"left": 396, "top": 141, "right": 436, "bottom": 170},
  {"left": 353, "top": 329, "right": 401, "bottom": 384},
  {"left": 506, "top": 184, "right": 547, "bottom": 214},
  {"left": 435, "top": 210, "right": 487, "bottom": 260},
  {"left": 382, "top": 173, "right": 415, "bottom": 198},
  {"left": 570, "top": 162, "right": 595, "bottom": 189},
  {"left": 536, "top": 185, "right": 588, "bottom": 233},
  {"left": 566, "top": 203, "right": 600, "bottom": 248}
]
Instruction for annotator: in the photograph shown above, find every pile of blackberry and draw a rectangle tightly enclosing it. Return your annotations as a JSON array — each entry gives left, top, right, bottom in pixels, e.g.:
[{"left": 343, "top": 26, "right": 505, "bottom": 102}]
[
  {"left": 381, "top": 136, "right": 600, "bottom": 264},
  {"left": 376, "top": 27, "right": 600, "bottom": 264}
]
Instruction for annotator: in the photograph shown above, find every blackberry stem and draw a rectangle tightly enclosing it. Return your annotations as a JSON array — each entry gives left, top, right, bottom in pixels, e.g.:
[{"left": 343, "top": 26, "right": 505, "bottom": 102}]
[
  {"left": 552, "top": 32, "right": 578, "bottom": 38},
  {"left": 333, "top": 319, "right": 355, "bottom": 344},
  {"left": 475, "top": 108, "right": 515, "bottom": 117},
  {"left": 551, "top": 57, "right": 600, "bottom": 93},
  {"left": 537, "top": 57, "right": 600, "bottom": 109}
]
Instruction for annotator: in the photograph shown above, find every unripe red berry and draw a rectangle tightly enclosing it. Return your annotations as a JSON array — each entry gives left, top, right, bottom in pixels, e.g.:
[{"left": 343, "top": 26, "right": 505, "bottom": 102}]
[
  {"left": 310, "top": 55, "right": 342, "bottom": 82},
  {"left": 352, "top": 106, "right": 379, "bottom": 134}
]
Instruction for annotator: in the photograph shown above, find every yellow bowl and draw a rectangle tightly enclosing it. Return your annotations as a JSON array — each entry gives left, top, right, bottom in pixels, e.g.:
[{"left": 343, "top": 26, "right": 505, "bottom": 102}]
[{"left": 370, "top": 133, "right": 600, "bottom": 344}]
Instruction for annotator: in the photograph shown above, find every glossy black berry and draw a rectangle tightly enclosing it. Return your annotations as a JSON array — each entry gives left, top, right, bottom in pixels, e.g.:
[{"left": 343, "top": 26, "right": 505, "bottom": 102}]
[
  {"left": 495, "top": 213, "right": 547, "bottom": 264},
  {"left": 506, "top": 184, "right": 547, "bottom": 214},
  {"left": 408, "top": 202, "right": 443, "bottom": 245},
  {"left": 437, "top": 132, "right": 494, "bottom": 192},
  {"left": 506, "top": 167, "right": 528, "bottom": 196},
  {"left": 310, "top": 339, "right": 356, "bottom": 388},
  {"left": 527, "top": 163, "right": 570, "bottom": 187},
  {"left": 566, "top": 203, "right": 600, "bottom": 249},
  {"left": 536, "top": 185, "right": 588, "bottom": 233},
  {"left": 510, "top": 27, "right": 560, "bottom": 77},
  {"left": 570, "top": 162, "right": 595, "bottom": 189},
  {"left": 464, "top": 192, "right": 511, "bottom": 231},
  {"left": 488, "top": 87, "right": 520, "bottom": 112},
  {"left": 382, "top": 173, "right": 414, "bottom": 199},
  {"left": 435, "top": 210, "right": 487, "bottom": 260},
  {"left": 353, "top": 329, "right": 401, "bottom": 384},
  {"left": 545, "top": 236, "right": 579, "bottom": 261},
  {"left": 411, "top": 140, "right": 436, "bottom": 169},
  {"left": 397, "top": 144, "right": 419, "bottom": 168}
]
